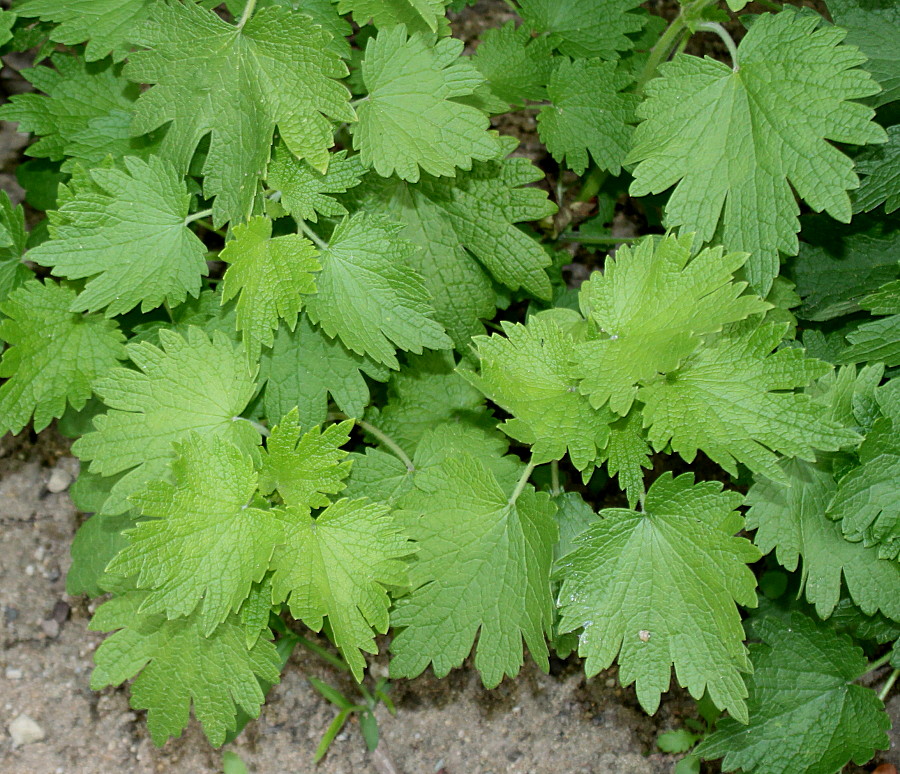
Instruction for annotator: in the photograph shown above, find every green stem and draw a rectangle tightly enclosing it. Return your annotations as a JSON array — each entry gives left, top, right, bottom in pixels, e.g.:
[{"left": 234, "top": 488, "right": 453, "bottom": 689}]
[
  {"left": 234, "top": 416, "right": 270, "bottom": 437},
  {"left": 184, "top": 208, "right": 214, "bottom": 226},
  {"left": 697, "top": 22, "right": 740, "bottom": 70},
  {"left": 550, "top": 460, "right": 561, "bottom": 496},
  {"left": 329, "top": 412, "right": 415, "bottom": 472},
  {"left": 635, "top": 15, "right": 688, "bottom": 94},
  {"left": 237, "top": 0, "right": 257, "bottom": 28},
  {"left": 296, "top": 634, "right": 352, "bottom": 673},
  {"left": 879, "top": 668, "right": 899, "bottom": 702},
  {"left": 866, "top": 652, "right": 894, "bottom": 676},
  {"left": 297, "top": 219, "right": 328, "bottom": 250},
  {"left": 576, "top": 167, "right": 608, "bottom": 203},
  {"left": 559, "top": 233, "right": 639, "bottom": 245},
  {"left": 508, "top": 455, "right": 537, "bottom": 507},
  {"left": 193, "top": 218, "right": 225, "bottom": 236}
]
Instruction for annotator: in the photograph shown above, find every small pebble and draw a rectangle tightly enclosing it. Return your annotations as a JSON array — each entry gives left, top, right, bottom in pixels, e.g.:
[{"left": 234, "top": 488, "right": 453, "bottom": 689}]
[
  {"left": 46, "top": 467, "right": 73, "bottom": 494},
  {"left": 40, "top": 619, "right": 59, "bottom": 639},
  {"left": 8, "top": 714, "right": 45, "bottom": 747},
  {"left": 25, "top": 565, "right": 34, "bottom": 577},
  {"left": 5, "top": 667, "right": 23, "bottom": 680}
]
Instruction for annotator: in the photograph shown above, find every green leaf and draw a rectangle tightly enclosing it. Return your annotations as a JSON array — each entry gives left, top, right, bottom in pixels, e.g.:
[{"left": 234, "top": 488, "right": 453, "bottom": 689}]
[
  {"left": 627, "top": 8, "right": 886, "bottom": 292},
  {"left": 0, "top": 191, "right": 33, "bottom": 307},
  {"left": 66, "top": 512, "right": 133, "bottom": 597},
  {"left": 471, "top": 21, "right": 555, "bottom": 107},
  {"left": 390, "top": 453, "right": 557, "bottom": 688},
  {"left": 125, "top": 0, "right": 353, "bottom": 225},
  {"left": 518, "top": 0, "right": 644, "bottom": 60},
  {"left": 696, "top": 609, "right": 890, "bottom": 774},
  {"left": 658, "top": 728, "right": 701, "bottom": 754},
  {"left": 304, "top": 213, "right": 451, "bottom": 369},
  {"left": 270, "top": 499, "right": 412, "bottom": 681},
  {"left": 355, "top": 24, "right": 503, "bottom": 182},
  {"left": 370, "top": 351, "right": 489, "bottom": 452},
  {"left": 0, "top": 54, "right": 151, "bottom": 170},
  {"left": 16, "top": 0, "right": 153, "bottom": 61},
  {"left": 335, "top": 0, "right": 448, "bottom": 34},
  {"left": 826, "top": 0, "right": 899, "bottom": 107},
  {"left": 639, "top": 321, "right": 859, "bottom": 482},
  {"left": 107, "top": 434, "right": 283, "bottom": 633},
  {"left": 0, "top": 280, "right": 126, "bottom": 435},
  {"left": 73, "top": 327, "right": 261, "bottom": 515},
  {"left": 357, "top": 151, "right": 555, "bottom": 345},
  {"left": 260, "top": 315, "right": 389, "bottom": 428},
  {"left": 29, "top": 156, "right": 208, "bottom": 317},
  {"left": 259, "top": 408, "right": 353, "bottom": 509},
  {"left": 90, "top": 591, "right": 281, "bottom": 746},
  {"left": 557, "top": 473, "right": 758, "bottom": 722},
  {"left": 538, "top": 59, "right": 637, "bottom": 176},
  {"left": 267, "top": 146, "right": 366, "bottom": 223},
  {"left": 551, "top": 491, "right": 597, "bottom": 566},
  {"left": 747, "top": 458, "right": 900, "bottom": 620},
  {"left": 854, "top": 124, "right": 900, "bottom": 214},
  {"left": 220, "top": 216, "right": 320, "bottom": 359},
  {"left": 574, "top": 234, "right": 768, "bottom": 416},
  {"left": 840, "top": 281, "right": 900, "bottom": 367},
  {"left": 601, "top": 411, "right": 652, "bottom": 508},
  {"left": 464, "top": 311, "right": 614, "bottom": 473}
]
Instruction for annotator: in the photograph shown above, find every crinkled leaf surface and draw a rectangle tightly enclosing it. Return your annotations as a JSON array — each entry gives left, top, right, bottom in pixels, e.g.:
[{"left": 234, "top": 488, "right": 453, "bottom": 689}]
[
  {"left": 125, "top": 0, "right": 354, "bottom": 225},
  {"left": 518, "top": 0, "right": 644, "bottom": 59},
  {"left": 391, "top": 452, "right": 557, "bottom": 688},
  {"left": 639, "top": 321, "right": 858, "bottom": 482},
  {"left": 472, "top": 21, "right": 555, "bottom": 107},
  {"left": 0, "top": 280, "right": 126, "bottom": 435},
  {"left": 267, "top": 145, "right": 365, "bottom": 223},
  {"left": 258, "top": 408, "right": 352, "bottom": 509},
  {"left": 66, "top": 511, "right": 133, "bottom": 597},
  {"left": 73, "top": 327, "right": 260, "bottom": 515},
  {"left": 557, "top": 473, "right": 758, "bottom": 722},
  {"left": 464, "top": 312, "right": 614, "bottom": 472},
  {"left": 107, "top": 435, "right": 282, "bottom": 634},
  {"left": 270, "top": 499, "right": 412, "bottom": 681},
  {"left": 16, "top": 0, "right": 153, "bottom": 61},
  {"left": 0, "top": 191, "right": 33, "bottom": 306},
  {"left": 304, "top": 213, "right": 450, "bottom": 369},
  {"left": 854, "top": 124, "right": 900, "bottom": 214},
  {"left": 575, "top": 234, "right": 768, "bottom": 415},
  {"left": 336, "top": 0, "right": 447, "bottom": 33},
  {"left": 355, "top": 25, "right": 503, "bottom": 181},
  {"left": 748, "top": 458, "right": 900, "bottom": 620},
  {"left": 90, "top": 591, "right": 280, "bottom": 746},
  {"left": 627, "top": 9, "right": 886, "bottom": 292},
  {"left": 260, "top": 316, "right": 388, "bottom": 428},
  {"left": 696, "top": 609, "right": 890, "bottom": 774},
  {"left": 29, "top": 156, "right": 207, "bottom": 316},
  {"left": 357, "top": 151, "right": 555, "bottom": 345},
  {"left": 601, "top": 412, "right": 652, "bottom": 508},
  {"left": 220, "top": 216, "right": 319, "bottom": 358},
  {"left": 538, "top": 59, "right": 637, "bottom": 176},
  {"left": 840, "top": 281, "right": 900, "bottom": 367}
]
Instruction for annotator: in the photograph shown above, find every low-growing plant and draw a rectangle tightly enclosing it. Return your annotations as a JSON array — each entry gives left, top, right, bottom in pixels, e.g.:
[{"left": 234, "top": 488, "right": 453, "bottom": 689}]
[{"left": 0, "top": 0, "right": 897, "bottom": 771}]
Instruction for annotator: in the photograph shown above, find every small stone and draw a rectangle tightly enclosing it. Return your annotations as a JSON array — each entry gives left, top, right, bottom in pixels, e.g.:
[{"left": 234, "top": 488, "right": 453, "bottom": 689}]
[
  {"left": 40, "top": 619, "right": 59, "bottom": 639},
  {"left": 8, "top": 714, "right": 45, "bottom": 747},
  {"left": 5, "top": 667, "right": 23, "bottom": 680},
  {"left": 46, "top": 467, "right": 73, "bottom": 494},
  {"left": 25, "top": 564, "right": 34, "bottom": 577}
]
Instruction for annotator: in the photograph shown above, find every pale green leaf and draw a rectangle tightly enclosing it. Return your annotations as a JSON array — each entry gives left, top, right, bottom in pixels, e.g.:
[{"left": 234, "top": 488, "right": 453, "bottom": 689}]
[
  {"left": 472, "top": 21, "right": 555, "bottom": 107},
  {"left": 854, "top": 124, "right": 900, "bottom": 214},
  {"left": 0, "top": 191, "right": 33, "bottom": 307},
  {"left": 335, "top": 0, "right": 448, "bottom": 34}
]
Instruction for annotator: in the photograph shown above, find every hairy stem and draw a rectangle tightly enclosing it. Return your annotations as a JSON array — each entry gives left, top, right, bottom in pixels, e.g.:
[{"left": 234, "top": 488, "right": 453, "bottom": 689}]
[
  {"left": 879, "top": 668, "right": 899, "bottom": 702},
  {"left": 508, "top": 455, "right": 538, "bottom": 507},
  {"left": 697, "top": 22, "right": 740, "bottom": 70},
  {"left": 184, "top": 208, "right": 214, "bottom": 226},
  {"left": 297, "top": 219, "right": 328, "bottom": 250},
  {"left": 329, "top": 412, "right": 415, "bottom": 472}
]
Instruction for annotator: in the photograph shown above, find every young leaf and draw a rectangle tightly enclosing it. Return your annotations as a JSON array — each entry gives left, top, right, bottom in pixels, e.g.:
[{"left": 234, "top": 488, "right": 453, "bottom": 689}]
[
  {"left": 747, "top": 458, "right": 900, "bottom": 620},
  {"left": 390, "top": 453, "right": 557, "bottom": 688},
  {"left": 518, "top": 0, "right": 644, "bottom": 60},
  {"left": 627, "top": 8, "right": 887, "bottom": 292},
  {"left": 639, "top": 321, "right": 859, "bottom": 482},
  {"left": 260, "top": 316, "right": 389, "bottom": 428},
  {"left": 0, "top": 280, "right": 126, "bottom": 435},
  {"left": 304, "top": 213, "right": 451, "bottom": 369},
  {"left": 355, "top": 24, "right": 503, "bottom": 182},
  {"left": 90, "top": 592, "right": 281, "bottom": 746},
  {"left": 270, "top": 500, "right": 412, "bottom": 681},
  {"left": 696, "top": 609, "right": 890, "bottom": 773},
  {"left": 125, "top": 0, "right": 353, "bottom": 225},
  {"left": 537, "top": 59, "right": 637, "bottom": 176},
  {"left": 575, "top": 234, "right": 768, "bottom": 415},
  {"left": 107, "top": 435, "right": 283, "bottom": 633},
  {"left": 464, "top": 311, "right": 614, "bottom": 473},
  {"left": 73, "top": 327, "right": 261, "bottom": 515},
  {"left": 29, "top": 156, "right": 208, "bottom": 316},
  {"left": 220, "top": 216, "right": 320, "bottom": 359},
  {"left": 336, "top": 0, "right": 448, "bottom": 34},
  {"left": 854, "top": 124, "right": 900, "bottom": 214},
  {"left": 0, "top": 191, "right": 33, "bottom": 306},
  {"left": 16, "top": 0, "right": 153, "bottom": 61},
  {"left": 557, "top": 473, "right": 759, "bottom": 723},
  {"left": 267, "top": 146, "right": 366, "bottom": 223},
  {"left": 471, "top": 21, "right": 555, "bottom": 107},
  {"left": 258, "top": 408, "right": 353, "bottom": 509},
  {"left": 357, "top": 150, "right": 555, "bottom": 345},
  {"left": 602, "top": 412, "right": 652, "bottom": 508}
]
